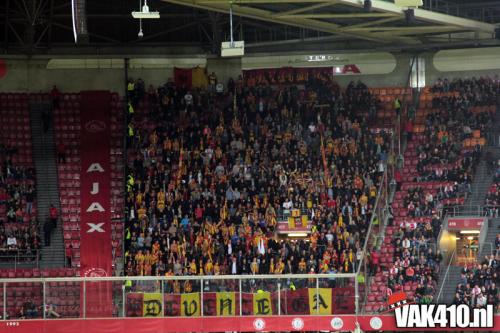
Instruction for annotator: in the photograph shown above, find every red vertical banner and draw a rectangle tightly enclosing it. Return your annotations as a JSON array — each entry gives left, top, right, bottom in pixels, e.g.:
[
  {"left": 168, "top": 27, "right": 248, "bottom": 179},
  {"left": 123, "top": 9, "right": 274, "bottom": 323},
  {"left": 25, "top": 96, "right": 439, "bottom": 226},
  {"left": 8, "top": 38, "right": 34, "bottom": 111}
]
[
  {"left": 241, "top": 293, "right": 254, "bottom": 315},
  {"left": 332, "top": 287, "right": 355, "bottom": 314},
  {"left": 79, "top": 91, "right": 112, "bottom": 317},
  {"left": 164, "top": 294, "right": 181, "bottom": 317},
  {"left": 202, "top": 293, "right": 218, "bottom": 316},
  {"left": 285, "top": 289, "right": 310, "bottom": 315},
  {"left": 126, "top": 293, "right": 144, "bottom": 317},
  {"left": 174, "top": 67, "right": 193, "bottom": 89}
]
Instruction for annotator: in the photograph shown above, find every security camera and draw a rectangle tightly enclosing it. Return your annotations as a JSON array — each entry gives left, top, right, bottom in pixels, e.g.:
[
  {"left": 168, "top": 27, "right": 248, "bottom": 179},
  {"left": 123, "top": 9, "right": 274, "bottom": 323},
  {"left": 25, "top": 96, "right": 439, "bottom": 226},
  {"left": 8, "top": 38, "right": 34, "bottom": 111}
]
[{"left": 138, "top": 29, "right": 144, "bottom": 38}]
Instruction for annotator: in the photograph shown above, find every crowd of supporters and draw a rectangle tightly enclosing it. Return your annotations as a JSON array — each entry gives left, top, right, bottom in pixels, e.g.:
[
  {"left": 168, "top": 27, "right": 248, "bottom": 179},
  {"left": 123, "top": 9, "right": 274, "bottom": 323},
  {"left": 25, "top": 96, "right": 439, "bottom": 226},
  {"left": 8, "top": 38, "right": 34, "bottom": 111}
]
[
  {"left": 429, "top": 77, "right": 500, "bottom": 310},
  {"left": 380, "top": 77, "right": 498, "bottom": 307},
  {"left": 485, "top": 182, "right": 500, "bottom": 217},
  {"left": 384, "top": 210, "right": 443, "bottom": 305},
  {"left": 453, "top": 258, "right": 499, "bottom": 309},
  {"left": 0, "top": 148, "right": 40, "bottom": 260},
  {"left": 124, "top": 74, "right": 391, "bottom": 281},
  {"left": 485, "top": 165, "right": 500, "bottom": 217},
  {"left": 431, "top": 76, "right": 500, "bottom": 106}
]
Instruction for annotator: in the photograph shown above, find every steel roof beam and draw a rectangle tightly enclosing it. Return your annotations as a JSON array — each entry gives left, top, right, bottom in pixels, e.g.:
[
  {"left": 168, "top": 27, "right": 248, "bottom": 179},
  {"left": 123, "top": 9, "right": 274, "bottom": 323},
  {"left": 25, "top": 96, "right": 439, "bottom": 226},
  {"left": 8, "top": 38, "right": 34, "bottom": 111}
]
[
  {"left": 273, "top": 1, "right": 339, "bottom": 17},
  {"left": 337, "top": 0, "right": 495, "bottom": 34},
  {"left": 278, "top": 12, "right": 397, "bottom": 19},
  {"left": 196, "top": 0, "right": 337, "bottom": 3},
  {"left": 338, "top": 16, "right": 402, "bottom": 31},
  {"left": 162, "top": 0, "right": 413, "bottom": 43}
]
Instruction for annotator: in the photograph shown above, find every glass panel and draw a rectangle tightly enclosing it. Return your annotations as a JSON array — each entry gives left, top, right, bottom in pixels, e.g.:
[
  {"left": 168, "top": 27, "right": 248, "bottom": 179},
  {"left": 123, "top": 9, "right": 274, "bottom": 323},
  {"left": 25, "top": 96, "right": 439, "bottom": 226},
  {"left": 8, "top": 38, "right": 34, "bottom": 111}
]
[
  {"left": 203, "top": 277, "right": 239, "bottom": 317},
  {"left": 125, "top": 278, "right": 163, "bottom": 318},
  {"left": 0, "top": 283, "right": 4, "bottom": 319},
  {"left": 240, "top": 278, "right": 277, "bottom": 316},
  {"left": 112, "top": 280, "right": 124, "bottom": 317},
  {"left": 312, "top": 277, "right": 356, "bottom": 316},
  {"left": 82, "top": 280, "right": 117, "bottom": 318},
  {"left": 280, "top": 276, "right": 310, "bottom": 316},
  {"left": 45, "top": 280, "right": 81, "bottom": 319},
  {"left": 7, "top": 281, "right": 44, "bottom": 319},
  {"left": 173, "top": 279, "right": 201, "bottom": 317}
]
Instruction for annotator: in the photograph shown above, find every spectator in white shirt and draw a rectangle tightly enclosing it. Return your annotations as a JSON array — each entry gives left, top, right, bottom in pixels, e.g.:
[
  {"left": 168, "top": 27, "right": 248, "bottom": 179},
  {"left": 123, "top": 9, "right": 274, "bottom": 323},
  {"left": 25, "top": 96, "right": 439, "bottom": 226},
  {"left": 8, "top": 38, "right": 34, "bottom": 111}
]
[
  {"left": 476, "top": 293, "right": 487, "bottom": 308},
  {"left": 402, "top": 237, "right": 411, "bottom": 249},
  {"left": 184, "top": 91, "right": 193, "bottom": 106},
  {"left": 283, "top": 198, "right": 293, "bottom": 210},
  {"left": 7, "top": 236, "right": 17, "bottom": 248}
]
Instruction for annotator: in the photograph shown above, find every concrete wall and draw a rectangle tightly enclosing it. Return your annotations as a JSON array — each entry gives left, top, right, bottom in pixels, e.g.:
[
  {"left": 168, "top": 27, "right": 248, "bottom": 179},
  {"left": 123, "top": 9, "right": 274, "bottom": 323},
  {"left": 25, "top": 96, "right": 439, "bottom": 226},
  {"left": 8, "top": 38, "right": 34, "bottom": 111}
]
[
  {"left": 0, "top": 59, "right": 125, "bottom": 93},
  {"left": 0, "top": 59, "right": 178, "bottom": 93},
  {"left": 1, "top": 48, "right": 500, "bottom": 93},
  {"left": 426, "top": 55, "right": 500, "bottom": 85},
  {"left": 0, "top": 55, "right": 411, "bottom": 93},
  {"left": 206, "top": 57, "right": 242, "bottom": 86}
]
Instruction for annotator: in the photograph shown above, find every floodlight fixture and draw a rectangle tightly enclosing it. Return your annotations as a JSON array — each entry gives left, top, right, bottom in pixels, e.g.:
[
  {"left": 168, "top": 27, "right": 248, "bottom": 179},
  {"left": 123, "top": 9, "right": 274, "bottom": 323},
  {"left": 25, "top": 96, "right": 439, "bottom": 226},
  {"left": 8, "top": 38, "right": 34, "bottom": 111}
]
[{"left": 132, "top": 0, "right": 160, "bottom": 19}]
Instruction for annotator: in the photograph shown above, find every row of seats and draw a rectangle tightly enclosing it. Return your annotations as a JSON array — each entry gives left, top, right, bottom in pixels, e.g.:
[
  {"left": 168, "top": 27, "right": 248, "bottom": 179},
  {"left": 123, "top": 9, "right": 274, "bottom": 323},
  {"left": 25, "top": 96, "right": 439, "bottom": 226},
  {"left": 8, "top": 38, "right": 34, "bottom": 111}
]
[{"left": 364, "top": 86, "right": 494, "bottom": 312}]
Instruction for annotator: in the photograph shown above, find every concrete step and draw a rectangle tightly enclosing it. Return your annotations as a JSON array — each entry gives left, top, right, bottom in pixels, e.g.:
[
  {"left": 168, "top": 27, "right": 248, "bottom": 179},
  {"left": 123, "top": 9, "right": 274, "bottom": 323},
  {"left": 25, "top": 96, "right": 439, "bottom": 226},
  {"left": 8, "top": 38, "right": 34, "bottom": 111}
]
[{"left": 30, "top": 102, "right": 66, "bottom": 268}]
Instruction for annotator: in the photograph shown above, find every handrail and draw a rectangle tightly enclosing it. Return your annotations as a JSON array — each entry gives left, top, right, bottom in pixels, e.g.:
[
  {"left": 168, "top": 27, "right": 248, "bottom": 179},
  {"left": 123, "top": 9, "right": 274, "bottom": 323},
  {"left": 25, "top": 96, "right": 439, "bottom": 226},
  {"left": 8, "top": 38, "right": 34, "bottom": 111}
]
[
  {"left": 0, "top": 272, "right": 357, "bottom": 283},
  {"left": 0, "top": 249, "right": 40, "bottom": 269},
  {"left": 443, "top": 205, "right": 488, "bottom": 217},
  {"left": 481, "top": 242, "right": 494, "bottom": 258},
  {"left": 356, "top": 169, "right": 388, "bottom": 276},
  {"left": 436, "top": 248, "right": 456, "bottom": 304}
]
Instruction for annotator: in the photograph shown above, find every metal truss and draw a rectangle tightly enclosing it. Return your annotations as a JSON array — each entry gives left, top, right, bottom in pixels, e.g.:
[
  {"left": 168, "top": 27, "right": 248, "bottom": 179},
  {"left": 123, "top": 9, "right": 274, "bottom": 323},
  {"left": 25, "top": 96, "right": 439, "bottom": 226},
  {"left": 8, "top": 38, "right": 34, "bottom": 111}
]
[
  {"left": 0, "top": 0, "right": 498, "bottom": 54},
  {"left": 162, "top": 0, "right": 498, "bottom": 50}
]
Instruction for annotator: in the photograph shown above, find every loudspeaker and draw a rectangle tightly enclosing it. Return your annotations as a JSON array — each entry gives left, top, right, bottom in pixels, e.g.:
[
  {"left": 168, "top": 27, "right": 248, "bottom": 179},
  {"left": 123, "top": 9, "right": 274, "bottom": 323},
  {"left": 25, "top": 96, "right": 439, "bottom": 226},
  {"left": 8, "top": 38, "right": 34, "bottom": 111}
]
[
  {"left": 495, "top": 27, "right": 500, "bottom": 40},
  {"left": 405, "top": 9, "right": 415, "bottom": 25},
  {"left": 364, "top": 0, "right": 372, "bottom": 11}
]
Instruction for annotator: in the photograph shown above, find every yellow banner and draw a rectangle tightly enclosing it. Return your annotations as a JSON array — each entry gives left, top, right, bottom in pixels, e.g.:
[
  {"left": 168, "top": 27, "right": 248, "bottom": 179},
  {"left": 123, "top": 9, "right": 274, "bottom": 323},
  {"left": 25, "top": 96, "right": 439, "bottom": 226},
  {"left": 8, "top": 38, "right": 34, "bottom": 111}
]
[
  {"left": 142, "top": 293, "right": 163, "bottom": 317},
  {"left": 216, "top": 292, "right": 236, "bottom": 316},
  {"left": 181, "top": 292, "right": 200, "bottom": 317},
  {"left": 308, "top": 288, "right": 332, "bottom": 315},
  {"left": 253, "top": 291, "right": 272, "bottom": 315},
  {"left": 192, "top": 66, "right": 208, "bottom": 89}
]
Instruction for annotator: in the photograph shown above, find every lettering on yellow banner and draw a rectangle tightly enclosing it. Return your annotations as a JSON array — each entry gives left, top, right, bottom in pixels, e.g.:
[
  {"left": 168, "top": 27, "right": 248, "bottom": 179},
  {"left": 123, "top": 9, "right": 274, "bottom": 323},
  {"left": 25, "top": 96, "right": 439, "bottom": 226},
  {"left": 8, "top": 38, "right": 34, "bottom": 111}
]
[
  {"left": 308, "top": 288, "right": 332, "bottom": 315},
  {"left": 181, "top": 293, "right": 200, "bottom": 317},
  {"left": 143, "top": 293, "right": 162, "bottom": 317},
  {"left": 253, "top": 291, "right": 272, "bottom": 315},
  {"left": 216, "top": 292, "right": 236, "bottom": 316}
]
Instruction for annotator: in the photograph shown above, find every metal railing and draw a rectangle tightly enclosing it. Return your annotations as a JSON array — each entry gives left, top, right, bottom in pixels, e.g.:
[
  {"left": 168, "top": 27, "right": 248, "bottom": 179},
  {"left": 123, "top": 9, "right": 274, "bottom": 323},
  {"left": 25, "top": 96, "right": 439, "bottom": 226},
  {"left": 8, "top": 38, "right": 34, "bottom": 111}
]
[
  {"left": 0, "top": 273, "right": 358, "bottom": 320},
  {"left": 275, "top": 208, "right": 309, "bottom": 222},
  {"left": 481, "top": 242, "right": 495, "bottom": 258},
  {"left": 0, "top": 249, "right": 40, "bottom": 269},
  {"left": 357, "top": 169, "right": 391, "bottom": 313},
  {"left": 443, "top": 205, "right": 489, "bottom": 217},
  {"left": 435, "top": 248, "right": 456, "bottom": 304}
]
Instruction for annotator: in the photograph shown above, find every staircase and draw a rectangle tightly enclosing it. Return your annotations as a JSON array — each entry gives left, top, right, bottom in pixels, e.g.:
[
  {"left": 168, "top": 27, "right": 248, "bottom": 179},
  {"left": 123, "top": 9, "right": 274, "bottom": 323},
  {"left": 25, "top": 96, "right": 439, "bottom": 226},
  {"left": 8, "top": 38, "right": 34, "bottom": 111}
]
[
  {"left": 466, "top": 146, "right": 500, "bottom": 208},
  {"left": 436, "top": 264, "right": 462, "bottom": 305},
  {"left": 479, "top": 217, "right": 500, "bottom": 260},
  {"left": 29, "top": 101, "right": 65, "bottom": 268},
  {"left": 435, "top": 116, "right": 500, "bottom": 305}
]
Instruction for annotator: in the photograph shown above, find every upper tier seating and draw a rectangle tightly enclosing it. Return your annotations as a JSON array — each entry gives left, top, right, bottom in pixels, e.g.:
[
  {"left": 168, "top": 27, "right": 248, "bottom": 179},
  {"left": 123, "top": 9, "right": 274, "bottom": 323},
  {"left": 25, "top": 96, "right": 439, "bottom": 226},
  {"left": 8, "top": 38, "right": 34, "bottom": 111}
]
[
  {"left": 364, "top": 77, "right": 496, "bottom": 313},
  {"left": 0, "top": 93, "right": 40, "bottom": 262}
]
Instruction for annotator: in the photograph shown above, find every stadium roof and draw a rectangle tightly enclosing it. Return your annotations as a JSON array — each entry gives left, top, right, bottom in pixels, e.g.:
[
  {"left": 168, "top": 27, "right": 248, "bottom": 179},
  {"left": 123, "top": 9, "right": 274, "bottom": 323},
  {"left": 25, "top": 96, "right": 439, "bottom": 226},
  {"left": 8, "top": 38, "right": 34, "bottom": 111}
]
[{"left": 1, "top": 0, "right": 499, "bottom": 55}]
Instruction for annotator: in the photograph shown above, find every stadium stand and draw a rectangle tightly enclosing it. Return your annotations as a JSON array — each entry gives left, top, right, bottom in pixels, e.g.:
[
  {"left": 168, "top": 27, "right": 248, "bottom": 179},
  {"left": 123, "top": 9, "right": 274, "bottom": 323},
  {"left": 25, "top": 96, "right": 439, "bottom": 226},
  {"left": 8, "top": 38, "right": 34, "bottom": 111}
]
[
  {"left": 364, "top": 77, "right": 496, "bottom": 313},
  {"left": 0, "top": 75, "right": 498, "bottom": 322},
  {"left": 452, "top": 260, "right": 499, "bottom": 309},
  {"left": 123, "top": 77, "right": 392, "bottom": 280},
  {"left": 55, "top": 93, "right": 83, "bottom": 268},
  {"left": 0, "top": 93, "right": 40, "bottom": 262}
]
